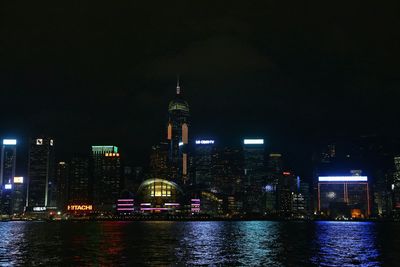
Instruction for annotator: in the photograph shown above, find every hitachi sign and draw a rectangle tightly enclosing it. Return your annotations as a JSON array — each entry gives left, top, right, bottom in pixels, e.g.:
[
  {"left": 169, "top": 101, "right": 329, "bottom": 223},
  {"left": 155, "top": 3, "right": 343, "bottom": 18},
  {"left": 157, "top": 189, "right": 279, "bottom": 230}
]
[{"left": 67, "top": 205, "right": 93, "bottom": 211}]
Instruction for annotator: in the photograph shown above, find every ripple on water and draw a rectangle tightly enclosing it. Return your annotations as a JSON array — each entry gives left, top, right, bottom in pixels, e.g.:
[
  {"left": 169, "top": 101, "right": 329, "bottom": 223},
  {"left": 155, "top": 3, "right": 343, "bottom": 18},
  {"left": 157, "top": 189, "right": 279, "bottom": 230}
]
[{"left": 0, "top": 221, "right": 398, "bottom": 266}]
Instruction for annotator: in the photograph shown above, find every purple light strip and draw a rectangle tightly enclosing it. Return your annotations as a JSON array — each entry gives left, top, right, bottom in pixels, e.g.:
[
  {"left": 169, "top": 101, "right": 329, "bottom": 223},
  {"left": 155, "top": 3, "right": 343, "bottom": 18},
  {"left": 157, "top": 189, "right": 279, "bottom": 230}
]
[
  {"left": 140, "top": 208, "right": 170, "bottom": 211},
  {"left": 118, "top": 199, "right": 134, "bottom": 202},
  {"left": 117, "top": 208, "right": 134, "bottom": 211},
  {"left": 191, "top": 199, "right": 200, "bottom": 202},
  {"left": 140, "top": 203, "right": 151, "bottom": 206},
  {"left": 164, "top": 203, "right": 180, "bottom": 206},
  {"left": 118, "top": 203, "right": 134, "bottom": 206}
]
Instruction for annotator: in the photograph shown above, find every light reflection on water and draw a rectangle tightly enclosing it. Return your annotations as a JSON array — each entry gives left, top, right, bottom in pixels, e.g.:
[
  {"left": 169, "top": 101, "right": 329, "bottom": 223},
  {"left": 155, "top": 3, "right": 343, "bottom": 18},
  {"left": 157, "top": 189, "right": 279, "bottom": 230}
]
[
  {"left": 311, "top": 221, "right": 380, "bottom": 266},
  {"left": 0, "top": 221, "right": 398, "bottom": 266}
]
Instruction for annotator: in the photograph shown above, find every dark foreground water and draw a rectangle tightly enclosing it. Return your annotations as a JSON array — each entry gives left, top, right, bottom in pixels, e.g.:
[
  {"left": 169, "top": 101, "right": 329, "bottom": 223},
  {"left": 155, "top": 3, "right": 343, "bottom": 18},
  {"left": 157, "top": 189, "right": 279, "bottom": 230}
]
[{"left": 0, "top": 221, "right": 399, "bottom": 266}]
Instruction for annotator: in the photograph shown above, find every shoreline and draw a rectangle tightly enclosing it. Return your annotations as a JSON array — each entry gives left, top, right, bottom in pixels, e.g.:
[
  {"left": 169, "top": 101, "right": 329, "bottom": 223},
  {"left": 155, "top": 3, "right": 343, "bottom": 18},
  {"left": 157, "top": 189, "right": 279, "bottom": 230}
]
[{"left": 2, "top": 217, "right": 398, "bottom": 223}]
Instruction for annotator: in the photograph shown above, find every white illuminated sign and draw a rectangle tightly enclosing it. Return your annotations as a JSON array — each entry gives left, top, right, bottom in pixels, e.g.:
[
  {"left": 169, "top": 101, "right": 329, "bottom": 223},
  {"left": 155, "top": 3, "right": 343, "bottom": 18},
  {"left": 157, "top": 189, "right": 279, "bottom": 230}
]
[
  {"left": 36, "top": 139, "right": 43, "bottom": 145},
  {"left": 243, "top": 139, "right": 264, "bottom": 145},
  {"left": 4, "top": 184, "right": 12, "bottom": 189},
  {"left": 178, "top": 142, "right": 184, "bottom": 146},
  {"left": 33, "top": 207, "right": 46, "bottom": 211},
  {"left": 13, "top": 177, "right": 24, "bottom": 184},
  {"left": 3, "top": 139, "right": 17, "bottom": 145},
  {"left": 195, "top": 140, "right": 215, "bottom": 145},
  {"left": 50, "top": 139, "right": 54, "bottom": 146},
  {"left": 318, "top": 176, "right": 368, "bottom": 182}
]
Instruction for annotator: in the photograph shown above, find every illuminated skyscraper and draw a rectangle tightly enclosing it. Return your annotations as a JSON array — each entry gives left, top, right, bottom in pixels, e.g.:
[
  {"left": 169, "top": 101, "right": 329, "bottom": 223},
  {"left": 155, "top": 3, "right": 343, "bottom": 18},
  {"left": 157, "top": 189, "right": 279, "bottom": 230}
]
[
  {"left": 27, "top": 137, "right": 56, "bottom": 210},
  {"left": 393, "top": 156, "right": 400, "bottom": 210},
  {"left": 264, "top": 153, "right": 283, "bottom": 214},
  {"left": 0, "top": 139, "right": 17, "bottom": 215},
  {"left": 92, "top": 146, "right": 121, "bottom": 211},
  {"left": 167, "top": 79, "right": 190, "bottom": 184},
  {"left": 55, "top": 161, "right": 69, "bottom": 210},
  {"left": 149, "top": 142, "right": 170, "bottom": 179},
  {"left": 194, "top": 139, "right": 215, "bottom": 187},
  {"left": 242, "top": 139, "right": 266, "bottom": 214},
  {"left": 1, "top": 139, "right": 17, "bottom": 187},
  {"left": 318, "top": 176, "right": 370, "bottom": 218},
  {"left": 68, "top": 156, "right": 90, "bottom": 204}
]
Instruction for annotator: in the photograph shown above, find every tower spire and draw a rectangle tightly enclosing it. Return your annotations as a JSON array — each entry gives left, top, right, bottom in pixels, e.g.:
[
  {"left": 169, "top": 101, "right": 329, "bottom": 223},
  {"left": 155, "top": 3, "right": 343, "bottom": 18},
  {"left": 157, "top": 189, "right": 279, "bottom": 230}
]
[{"left": 176, "top": 75, "right": 180, "bottom": 95}]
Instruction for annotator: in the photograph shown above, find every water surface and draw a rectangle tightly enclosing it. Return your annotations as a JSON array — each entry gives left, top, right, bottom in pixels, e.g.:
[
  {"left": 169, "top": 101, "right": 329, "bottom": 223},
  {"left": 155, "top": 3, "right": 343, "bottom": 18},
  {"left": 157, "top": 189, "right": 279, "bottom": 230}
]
[{"left": 0, "top": 221, "right": 399, "bottom": 266}]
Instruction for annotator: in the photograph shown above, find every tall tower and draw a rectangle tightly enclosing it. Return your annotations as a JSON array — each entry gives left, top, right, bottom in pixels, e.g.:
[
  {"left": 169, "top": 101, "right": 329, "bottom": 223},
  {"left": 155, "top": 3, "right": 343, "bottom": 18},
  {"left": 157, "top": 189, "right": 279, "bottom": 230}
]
[
  {"left": 167, "top": 78, "right": 190, "bottom": 184},
  {"left": 27, "top": 137, "right": 56, "bottom": 209}
]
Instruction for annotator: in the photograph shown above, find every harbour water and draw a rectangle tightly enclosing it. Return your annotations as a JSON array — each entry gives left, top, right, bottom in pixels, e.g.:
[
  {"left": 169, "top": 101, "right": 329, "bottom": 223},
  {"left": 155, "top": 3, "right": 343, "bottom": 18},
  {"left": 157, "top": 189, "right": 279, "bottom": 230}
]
[{"left": 0, "top": 221, "right": 399, "bottom": 266}]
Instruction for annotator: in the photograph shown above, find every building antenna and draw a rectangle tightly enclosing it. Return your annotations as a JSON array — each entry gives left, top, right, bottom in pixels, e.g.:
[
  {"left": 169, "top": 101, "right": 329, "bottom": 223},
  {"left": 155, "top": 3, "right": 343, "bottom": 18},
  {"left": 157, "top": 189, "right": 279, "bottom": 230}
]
[{"left": 176, "top": 74, "right": 180, "bottom": 95}]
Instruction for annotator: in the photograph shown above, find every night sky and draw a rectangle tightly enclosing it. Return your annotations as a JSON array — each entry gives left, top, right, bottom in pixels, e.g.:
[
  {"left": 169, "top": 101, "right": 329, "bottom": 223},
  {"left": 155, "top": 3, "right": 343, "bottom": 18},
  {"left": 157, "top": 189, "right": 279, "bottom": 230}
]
[{"left": 1, "top": 2, "right": 400, "bottom": 173}]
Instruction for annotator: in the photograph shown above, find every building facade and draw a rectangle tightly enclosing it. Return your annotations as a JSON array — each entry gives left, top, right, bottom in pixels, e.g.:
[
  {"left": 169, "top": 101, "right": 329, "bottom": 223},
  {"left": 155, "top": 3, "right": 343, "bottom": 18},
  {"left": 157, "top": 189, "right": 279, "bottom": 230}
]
[
  {"left": 27, "top": 137, "right": 56, "bottom": 210},
  {"left": 92, "top": 146, "right": 121, "bottom": 212},
  {"left": 0, "top": 139, "right": 17, "bottom": 215},
  {"left": 318, "top": 176, "right": 370, "bottom": 218},
  {"left": 242, "top": 139, "right": 265, "bottom": 214}
]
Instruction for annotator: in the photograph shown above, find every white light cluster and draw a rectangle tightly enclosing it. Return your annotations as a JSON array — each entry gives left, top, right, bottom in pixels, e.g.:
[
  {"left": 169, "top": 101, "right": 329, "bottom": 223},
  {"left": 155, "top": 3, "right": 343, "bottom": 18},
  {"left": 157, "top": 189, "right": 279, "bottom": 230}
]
[
  {"left": 3, "top": 139, "right": 17, "bottom": 145},
  {"left": 243, "top": 139, "right": 264, "bottom": 145},
  {"left": 318, "top": 176, "right": 368, "bottom": 182}
]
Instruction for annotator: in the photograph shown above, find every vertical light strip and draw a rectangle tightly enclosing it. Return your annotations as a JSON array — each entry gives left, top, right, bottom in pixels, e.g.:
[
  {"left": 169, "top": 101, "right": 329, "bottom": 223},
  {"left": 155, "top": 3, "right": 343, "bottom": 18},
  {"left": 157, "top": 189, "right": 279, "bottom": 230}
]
[
  {"left": 182, "top": 123, "right": 188, "bottom": 144},
  {"left": 183, "top": 153, "right": 187, "bottom": 176},
  {"left": 318, "top": 183, "right": 321, "bottom": 212},
  {"left": 167, "top": 123, "right": 172, "bottom": 140},
  {"left": 367, "top": 183, "right": 370, "bottom": 217}
]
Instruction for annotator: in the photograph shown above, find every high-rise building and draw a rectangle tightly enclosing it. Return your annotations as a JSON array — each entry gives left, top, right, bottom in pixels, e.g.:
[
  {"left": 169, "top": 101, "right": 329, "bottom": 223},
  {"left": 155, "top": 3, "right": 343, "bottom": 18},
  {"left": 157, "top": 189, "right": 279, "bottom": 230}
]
[
  {"left": 194, "top": 139, "right": 215, "bottom": 187},
  {"left": 242, "top": 139, "right": 266, "bottom": 214},
  {"left": 11, "top": 176, "right": 25, "bottom": 214},
  {"left": 68, "top": 157, "right": 90, "bottom": 205},
  {"left": 292, "top": 177, "right": 311, "bottom": 216},
  {"left": 277, "top": 172, "right": 297, "bottom": 214},
  {"left": 149, "top": 142, "right": 170, "bottom": 179},
  {"left": 373, "top": 171, "right": 392, "bottom": 217},
  {"left": 1, "top": 139, "right": 17, "bottom": 186},
  {"left": 0, "top": 139, "right": 17, "bottom": 215},
  {"left": 393, "top": 156, "right": 400, "bottom": 211},
  {"left": 55, "top": 161, "right": 69, "bottom": 210},
  {"left": 92, "top": 146, "right": 121, "bottom": 212},
  {"left": 267, "top": 153, "right": 283, "bottom": 174},
  {"left": 317, "top": 176, "right": 370, "bottom": 218},
  {"left": 212, "top": 146, "right": 243, "bottom": 194},
  {"left": 27, "top": 137, "right": 56, "bottom": 210},
  {"left": 264, "top": 153, "right": 283, "bottom": 214},
  {"left": 167, "top": 79, "right": 190, "bottom": 184}
]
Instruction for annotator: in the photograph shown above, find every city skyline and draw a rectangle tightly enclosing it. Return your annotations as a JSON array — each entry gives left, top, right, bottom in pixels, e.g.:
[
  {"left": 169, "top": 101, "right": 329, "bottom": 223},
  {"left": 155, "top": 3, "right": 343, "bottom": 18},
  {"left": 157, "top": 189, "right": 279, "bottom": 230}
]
[
  {"left": 1, "top": 84, "right": 399, "bottom": 220},
  {"left": 2, "top": 2, "right": 400, "bottom": 266}
]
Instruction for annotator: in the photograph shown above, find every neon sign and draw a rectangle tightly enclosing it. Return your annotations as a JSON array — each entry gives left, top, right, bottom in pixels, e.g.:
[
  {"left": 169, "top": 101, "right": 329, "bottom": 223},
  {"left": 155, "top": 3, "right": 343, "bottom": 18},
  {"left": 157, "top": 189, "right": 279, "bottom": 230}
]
[
  {"left": 67, "top": 205, "right": 93, "bottom": 211},
  {"left": 195, "top": 140, "right": 215, "bottom": 145},
  {"left": 13, "top": 177, "right": 23, "bottom": 184}
]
